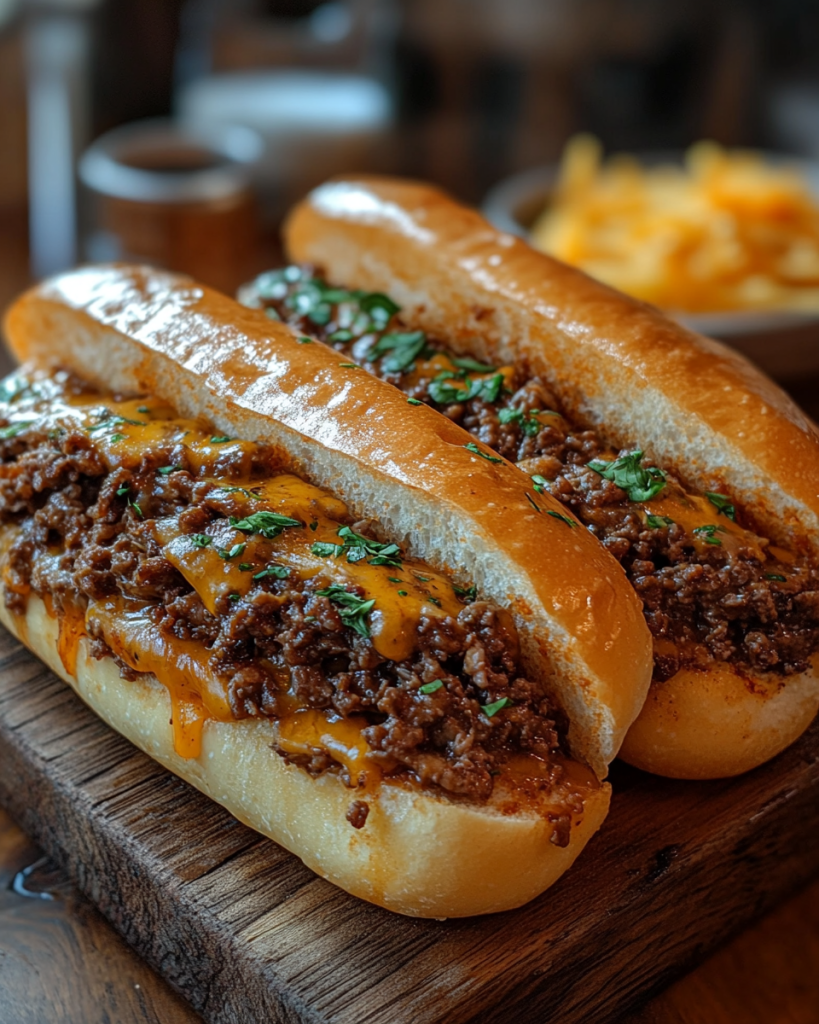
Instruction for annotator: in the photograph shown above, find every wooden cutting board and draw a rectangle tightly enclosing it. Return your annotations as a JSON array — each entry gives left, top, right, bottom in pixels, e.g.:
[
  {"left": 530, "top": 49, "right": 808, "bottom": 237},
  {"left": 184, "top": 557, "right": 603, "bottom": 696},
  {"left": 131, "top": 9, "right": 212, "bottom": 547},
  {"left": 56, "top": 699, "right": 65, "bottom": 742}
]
[{"left": 1, "top": 624, "right": 818, "bottom": 1024}]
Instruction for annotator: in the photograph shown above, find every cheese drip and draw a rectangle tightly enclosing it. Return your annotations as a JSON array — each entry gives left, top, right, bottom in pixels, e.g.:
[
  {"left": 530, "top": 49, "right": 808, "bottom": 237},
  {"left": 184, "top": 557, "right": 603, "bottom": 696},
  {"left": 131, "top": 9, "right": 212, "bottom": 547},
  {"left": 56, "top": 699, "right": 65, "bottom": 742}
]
[{"left": 8, "top": 375, "right": 474, "bottom": 760}]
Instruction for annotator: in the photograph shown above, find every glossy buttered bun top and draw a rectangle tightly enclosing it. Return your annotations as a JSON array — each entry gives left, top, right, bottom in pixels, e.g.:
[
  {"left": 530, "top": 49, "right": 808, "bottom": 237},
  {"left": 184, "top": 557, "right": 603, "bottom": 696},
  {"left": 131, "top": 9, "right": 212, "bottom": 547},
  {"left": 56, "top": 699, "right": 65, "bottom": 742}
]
[
  {"left": 4, "top": 264, "right": 653, "bottom": 777},
  {"left": 286, "top": 176, "right": 819, "bottom": 558}
]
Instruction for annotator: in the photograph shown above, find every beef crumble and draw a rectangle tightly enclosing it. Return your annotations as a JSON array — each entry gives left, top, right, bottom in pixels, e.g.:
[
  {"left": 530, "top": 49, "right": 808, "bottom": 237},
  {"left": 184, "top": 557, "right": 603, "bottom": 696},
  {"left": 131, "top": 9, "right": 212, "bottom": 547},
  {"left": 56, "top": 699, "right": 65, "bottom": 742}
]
[
  {"left": 244, "top": 267, "right": 819, "bottom": 681},
  {"left": 0, "top": 375, "right": 565, "bottom": 810}
]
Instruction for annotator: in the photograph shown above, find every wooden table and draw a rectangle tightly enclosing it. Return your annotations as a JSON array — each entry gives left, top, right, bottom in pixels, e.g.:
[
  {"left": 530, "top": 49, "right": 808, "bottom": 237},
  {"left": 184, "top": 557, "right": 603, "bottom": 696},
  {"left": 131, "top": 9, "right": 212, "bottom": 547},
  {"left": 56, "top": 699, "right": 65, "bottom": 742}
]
[{"left": 1, "top": 211, "right": 819, "bottom": 1022}]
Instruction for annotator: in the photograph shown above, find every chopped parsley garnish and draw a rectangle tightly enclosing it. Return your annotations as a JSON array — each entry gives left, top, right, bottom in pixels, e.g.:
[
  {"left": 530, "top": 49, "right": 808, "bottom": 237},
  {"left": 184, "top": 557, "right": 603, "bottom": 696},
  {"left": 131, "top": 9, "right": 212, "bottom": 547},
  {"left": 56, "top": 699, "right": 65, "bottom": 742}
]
[
  {"left": 464, "top": 441, "right": 503, "bottom": 464},
  {"left": 359, "top": 292, "right": 400, "bottom": 324},
  {"left": 451, "top": 356, "right": 496, "bottom": 374},
  {"left": 85, "top": 411, "right": 145, "bottom": 434},
  {"left": 414, "top": 574, "right": 431, "bottom": 583},
  {"left": 525, "top": 492, "right": 541, "bottom": 512},
  {"left": 109, "top": 434, "right": 125, "bottom": 443},
  {"left": 339, "top": 362, "right": 359, "bottom": 369},
  {"left": 229, "top": 511, "right": 303, "bottom": 539},
  {"left": 228, "top": 593, "right": 240, "bottom": 602},
  {"left": 453, "top": 583, "right": 477, "bottom": 602},
  {"left": 427, "top": 595, "right": 441, "bottom": 607},
  {"left": 368, "top": 330, "right": 428, "bottom": 372},
  {"left": 158, "top": 465, "right": 183, "bottom": 475},
  {"left": 253, "top": 564, "right": 290, "bottom": 580},
  {"left": 190, "top": 534, "right": 211, "bottom": 548},
  {"left": 407, "top": 397, "right": 423, "bottom": 406},
  {"left": 388, "top": 577, "right": 403, "bottom": 584},
  {"left": 315, "top": 585, "right": 376, "bottom": 638},
  {"left": 766, "top": 573, "right": 787, "bottom": 582},
  {"left": 482, "top": 697, "right": 513, "bottom": 718},
  {"left": 238, "top": 563, "right": 253, "bottom": 572},
  {"left": 646, "top": 514, "right": 675, "bottom": 529},
  {"left": 136, "top": 405, "right": 150, "bottom": 414},
  {"left": 498, "top": 407, "right": 541, "bottom": 437},
  {"left": 217, "top": 485, "right": 259, "bottom": 497},
  {"left": 0, "top": 417, "right": 35, "bottom": 438},
  {"left": 419, "top": 679, "right": 444, "bottom": 695},
  {"left": 309, "top": 520, "right": 318, "bottom": 531},
  {"left": 587, "top": 450, "right": 667, "bottom": 502},
  {"left": 210, "top": 435, "right": 232, "bottom": 444},
  {"left": 547, "top": 510, "right": 576, "bottom": 528},
  {"left": 398, "top": 590, "right": 408, "bottom": 596},
  {"left": 297, "top": 336, "right": 313, "bottom": 344},
  {"left": 531, "top": 474, "right": 547, "bottom": 494},
  {"left": 128, "top": 500, "right": 143, "bottom": 517},
  {"left": 311, "top": 526, "right": 402, "bottom": 568},
  {"left": 218, "top": 542, "right": 246, "bottom": 561},
  {"left": 693, "top": 524, "right": 728, "bottom": 545},
  {"left": 705, "top": 492, "right": 736, "bottom": 522},
  {"left": 429, "top": 372, "right": 504, "bottom": 406},
  {"left": 116, "top": 484, "right": 130, "bottom": 496}
]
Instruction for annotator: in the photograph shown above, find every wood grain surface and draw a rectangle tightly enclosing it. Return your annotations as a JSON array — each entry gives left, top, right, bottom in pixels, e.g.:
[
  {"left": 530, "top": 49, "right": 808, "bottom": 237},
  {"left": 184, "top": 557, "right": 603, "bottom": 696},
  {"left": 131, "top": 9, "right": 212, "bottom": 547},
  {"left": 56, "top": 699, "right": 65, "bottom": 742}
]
[{"left": 0, "top": 622, "right": 818, "bottom": 1024}]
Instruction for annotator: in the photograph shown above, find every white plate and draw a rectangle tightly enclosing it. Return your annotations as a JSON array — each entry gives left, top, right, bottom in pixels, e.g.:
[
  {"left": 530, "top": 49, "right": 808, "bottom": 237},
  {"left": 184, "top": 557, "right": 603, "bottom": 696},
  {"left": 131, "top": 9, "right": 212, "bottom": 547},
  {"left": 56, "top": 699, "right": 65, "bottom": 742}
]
[{"left": 482, "top": 158, "right": 819, "bottom": 380}]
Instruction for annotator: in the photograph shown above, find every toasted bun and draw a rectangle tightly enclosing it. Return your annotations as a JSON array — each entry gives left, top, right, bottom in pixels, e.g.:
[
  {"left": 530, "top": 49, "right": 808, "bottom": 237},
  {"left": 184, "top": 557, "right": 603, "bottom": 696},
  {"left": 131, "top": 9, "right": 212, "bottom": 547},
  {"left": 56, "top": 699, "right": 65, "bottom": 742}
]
[
  {"left": 4, "top": 265, "right": 651, "bottom": 777},
  {"left": 286, "top": 177, "right": 819, "bottom": 555},
  {"left": 284, "top": 176, "right": 819, "bottom": 777},
  {"left": 618, "top": 660, "right": 819, "bottom": 779},
  {"left": 0, "top": 590, "right": 611, "bottom": 917}
]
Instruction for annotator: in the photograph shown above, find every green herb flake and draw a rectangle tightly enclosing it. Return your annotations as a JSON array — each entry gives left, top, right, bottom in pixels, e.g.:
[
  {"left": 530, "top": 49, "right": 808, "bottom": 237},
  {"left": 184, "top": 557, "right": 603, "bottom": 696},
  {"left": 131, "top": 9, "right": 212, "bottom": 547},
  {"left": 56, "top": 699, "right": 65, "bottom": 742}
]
[
  {"left": 482, "top": 697, "right": 513, "bottom": 718},
  {"left": 451, "top": 356, "right": 496, "bottom": 374},
  {"left": 587, "top": 450, "right": 667, "bottom": 502},
  {"left": 315, "top": 584, "right": 376, "bottom": 638},
  {"left": 525, "top": 492, "right": 541, "bottom": 513},
  {"left": 398, "top": 590, "right": 408, "bottom": 597},
  {"left": 531, "top": 474, "right": 548, "bottom": 495},
  {"left": 464, "top": 441, "right": 503, "bottom": 464},
  {"left": 547, "top": 510, "right": 576, "bottom": 528},
  {"left": 210, "top": 435, "right": 232, "bottom": 444},
  {"left": 309, "top": 520, "right": 318, "bottom": 531},
  {"left": 190, "top": 534, "right": 212, "bottom": 548},
  {"left": 157, "top": 465, "right": 181, "bottom": 475},
  {"left": 109, "top": 433, "right": 125, "bottom": 443},
  {"left": 129, "top": 501, "right": 143, "bottom": 518},
  {"left": 297, "top": 336, "right": 313, "bottom": 345},
  {"left": 646, "top": 514, "right": 675, "bottom": 529},
  {"left": 419, "top": 679, "right": 444, "bottom": 695},
  {"left": 219, "top": 542, "right": 246, "bottom": 561},
  {"left": 311, "top": 541, "right": 344, "bottom": 558},
  {"left": 407, "top": 397, "right": 423, "bottom": 406},
  {"left": 228, "top": 593, "right": 240, "bottom": 602},
  {"left": 136, "top": 405, "right": 150, "bottom": 414},
  {"left": 453, "top": 583, "right": 477, "bottom": 602},
  {"left": 335, "top": 525, "right": 402, "bottom": 568},
  {"left": 693, "top": 524, "right": 727, "bottom": 546},
  {"left": 238, "top": 563, "right": 253, "bottom": 572},
  {"left": 388, "top": 577, "right": 403, "bottom": 584},
  {"left": 116, "top": 484, "right": 130, "bottom": 497},
  {"left": 253, "top": 565, "right": 291, "bottom": 580},
  {"left": 229, "top": 511, "right": 303, "bottom": 539},
  {"left": 705, "top": 491, "right": 736, "bottom": 522},
  {"left": 339, "top": 362, "right": 360, "bottom": 369},
  {"left": 414, "top": 574, "right": 431, "bottom": 583},
  {"left": 766, "top": 573, "right": 787, "bottom": 582},
  {"left": 369, "top": 330, "right": 428, "bottom": 373},
  {"left": 427, "top": 595, "right": 442, "bottom": 607}
]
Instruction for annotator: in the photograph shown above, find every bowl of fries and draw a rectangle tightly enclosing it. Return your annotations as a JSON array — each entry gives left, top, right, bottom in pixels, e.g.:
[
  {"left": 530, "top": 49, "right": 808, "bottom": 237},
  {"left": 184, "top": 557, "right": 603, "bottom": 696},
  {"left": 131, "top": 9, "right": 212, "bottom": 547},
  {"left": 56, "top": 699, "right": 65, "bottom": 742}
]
[{"left": 483, "top": 136, "right": 819, "bottom": 378}]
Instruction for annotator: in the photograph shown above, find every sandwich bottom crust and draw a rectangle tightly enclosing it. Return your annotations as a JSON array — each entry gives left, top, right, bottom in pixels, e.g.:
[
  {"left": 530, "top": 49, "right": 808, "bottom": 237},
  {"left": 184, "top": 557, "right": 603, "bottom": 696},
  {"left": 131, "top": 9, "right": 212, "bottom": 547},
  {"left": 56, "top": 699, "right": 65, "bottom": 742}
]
[
  {"left": 619, "top": 659, "right": 819, "bottom": 779},
  {"left": 0, "top": 593, "right": 611, "bottom": 917}
]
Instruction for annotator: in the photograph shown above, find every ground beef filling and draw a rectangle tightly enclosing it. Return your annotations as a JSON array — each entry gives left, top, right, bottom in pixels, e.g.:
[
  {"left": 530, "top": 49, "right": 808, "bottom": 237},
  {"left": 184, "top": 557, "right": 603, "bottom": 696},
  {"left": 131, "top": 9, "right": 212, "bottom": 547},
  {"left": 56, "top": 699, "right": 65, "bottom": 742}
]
[
  {"left": 0, "top": 420, "right": 562, "bottom": 804},
  {"left": 248, "top": 268, "right": 819, "bottom": 681}
]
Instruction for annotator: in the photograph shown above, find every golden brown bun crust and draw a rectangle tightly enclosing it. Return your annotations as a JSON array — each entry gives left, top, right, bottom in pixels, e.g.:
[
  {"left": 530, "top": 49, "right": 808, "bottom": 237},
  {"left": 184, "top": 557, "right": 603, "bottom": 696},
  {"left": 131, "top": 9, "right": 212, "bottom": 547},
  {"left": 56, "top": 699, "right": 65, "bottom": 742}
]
[
  {"left": 3, "top": 264, "right": 653, "bottom": 777},
  {"left": 285, "top": 175, "right": 819, "bottom": 778},
  {"left": 618, "top": 660, "right": 819, "bottom": 779},
  {"left": 0, "top": 592, "right": 611, "bottom": 917},
  {"left": 285, "top": 176, "right": 819, "bottom": 555}
]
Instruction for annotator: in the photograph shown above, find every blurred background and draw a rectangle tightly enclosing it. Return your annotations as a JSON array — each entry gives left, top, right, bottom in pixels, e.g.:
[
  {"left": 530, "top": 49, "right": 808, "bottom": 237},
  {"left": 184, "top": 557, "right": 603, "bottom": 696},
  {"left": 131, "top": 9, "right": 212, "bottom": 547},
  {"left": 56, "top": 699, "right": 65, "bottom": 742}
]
[{"left": 2, "top": 0, "right": 819, "bottom": 314}]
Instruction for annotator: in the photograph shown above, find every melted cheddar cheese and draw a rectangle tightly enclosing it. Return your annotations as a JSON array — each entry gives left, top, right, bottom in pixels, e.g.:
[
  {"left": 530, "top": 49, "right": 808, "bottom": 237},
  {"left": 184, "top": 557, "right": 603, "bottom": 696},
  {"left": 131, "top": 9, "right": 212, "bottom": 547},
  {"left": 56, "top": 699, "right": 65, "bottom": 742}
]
[{"left": 9, "top": 377, "right": 474, "bottom": 763}]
